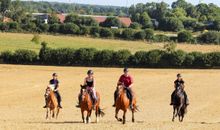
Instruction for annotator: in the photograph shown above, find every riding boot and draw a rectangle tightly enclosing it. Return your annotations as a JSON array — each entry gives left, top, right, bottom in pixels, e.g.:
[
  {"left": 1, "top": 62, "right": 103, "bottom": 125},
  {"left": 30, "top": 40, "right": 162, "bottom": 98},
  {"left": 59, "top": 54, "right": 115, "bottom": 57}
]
[
  {"left": 43, "top": 97, "right": 48, "bottom": 108},
  {"left": 170, "top": 91, "right": 175, "bottom": 105},
  {"left": 127, "top": 88, "right": 133, "bottom": 109},
  {"left": 184, "top": 91, "right": 189, "bottom": 105},
  {"left": 112, "top": 89, "right": 118, "bottom": 107},
  {"left": 76, "top": 94, "right": 82, "bottom": 108},
  {"left": 55, "top": 91, "right": 62, "bottom": 108}
]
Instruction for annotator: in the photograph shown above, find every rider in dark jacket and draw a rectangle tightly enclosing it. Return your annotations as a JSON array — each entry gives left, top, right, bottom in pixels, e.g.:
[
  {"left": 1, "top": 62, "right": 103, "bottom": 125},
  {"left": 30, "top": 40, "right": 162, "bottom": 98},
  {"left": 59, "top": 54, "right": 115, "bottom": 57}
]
[
  {"left": 170, "top": 74, "right": 189, "bottom": 106},
  {"left": 43, "top": 73, "right": 62, "bottom": 108}
]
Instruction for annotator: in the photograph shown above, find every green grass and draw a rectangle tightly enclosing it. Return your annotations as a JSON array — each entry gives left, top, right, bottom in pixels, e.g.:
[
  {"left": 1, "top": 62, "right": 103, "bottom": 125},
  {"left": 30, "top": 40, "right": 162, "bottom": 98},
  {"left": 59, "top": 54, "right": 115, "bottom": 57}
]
[
  {"left": 1, "top": 32, "right": 220, "bottom": 53},
  {"left": 0, "top": 32, "right": 161, "bottom": 53}
]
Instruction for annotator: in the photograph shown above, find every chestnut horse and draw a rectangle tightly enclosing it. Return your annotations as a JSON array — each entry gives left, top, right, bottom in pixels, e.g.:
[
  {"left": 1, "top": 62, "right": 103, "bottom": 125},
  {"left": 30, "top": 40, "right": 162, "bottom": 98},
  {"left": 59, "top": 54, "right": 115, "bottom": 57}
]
[
  {"left": 115, "top": 86, "right": 138, "bottom": 124},
  {"left": 80, "top": 85, "right": 105, "bottom": 123},
  {"left": 45, "top": 87, "right": 60, "bottom": 120}
]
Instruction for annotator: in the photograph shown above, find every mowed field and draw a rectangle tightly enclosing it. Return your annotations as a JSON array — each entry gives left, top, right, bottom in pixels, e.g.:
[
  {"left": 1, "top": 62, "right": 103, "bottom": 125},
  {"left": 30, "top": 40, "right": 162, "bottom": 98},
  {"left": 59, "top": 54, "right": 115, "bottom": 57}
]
[
  {"left": 1, "top": 64, "right": 220, "bottom": 130},
  {"left": 1, "top": 32, "right": 220, "bottom": 53}
]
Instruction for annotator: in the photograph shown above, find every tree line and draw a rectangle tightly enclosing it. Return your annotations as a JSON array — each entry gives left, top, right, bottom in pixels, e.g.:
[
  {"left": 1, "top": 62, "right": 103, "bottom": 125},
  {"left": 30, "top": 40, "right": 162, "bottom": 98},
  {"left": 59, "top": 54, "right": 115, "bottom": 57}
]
[{"left": 1, "top": 42, "right": 220, "bottom": 68}]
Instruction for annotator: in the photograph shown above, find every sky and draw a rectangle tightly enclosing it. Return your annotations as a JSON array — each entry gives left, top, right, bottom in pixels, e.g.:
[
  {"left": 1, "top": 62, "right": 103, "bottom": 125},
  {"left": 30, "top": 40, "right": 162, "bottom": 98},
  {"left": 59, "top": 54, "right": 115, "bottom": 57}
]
[{"left": 34, "top": 0, "right": 220, "bottom": 7}]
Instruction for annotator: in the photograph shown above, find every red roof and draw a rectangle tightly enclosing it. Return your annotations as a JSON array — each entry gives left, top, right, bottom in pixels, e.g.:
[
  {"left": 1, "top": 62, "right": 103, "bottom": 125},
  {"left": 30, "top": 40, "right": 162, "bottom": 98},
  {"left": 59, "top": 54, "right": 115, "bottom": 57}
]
[
  {"left": 3, "top": 17, "right": 12, "bottom": 23},
  {"left": 118, "top": 17, "right": 132, "bottom": 27},
  {"left": 57, "top": 14, "right": 66, "bottom": 23},
  {"left": 55, "top": 14, "right": 132, "bottom": 27}
]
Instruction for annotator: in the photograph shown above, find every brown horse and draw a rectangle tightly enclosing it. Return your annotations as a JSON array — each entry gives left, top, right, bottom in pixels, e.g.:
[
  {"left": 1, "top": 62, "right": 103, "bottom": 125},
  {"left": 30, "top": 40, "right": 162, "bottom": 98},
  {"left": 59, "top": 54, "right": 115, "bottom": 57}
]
[
  {"left": 45, "top": 87, "right": 60, "bottom": 120},
  {"left": 115, "top": 86, "right": 138, "bottom": 124},
  {"left": 80, "top": 85, "right": 105, "bottom": 123}
]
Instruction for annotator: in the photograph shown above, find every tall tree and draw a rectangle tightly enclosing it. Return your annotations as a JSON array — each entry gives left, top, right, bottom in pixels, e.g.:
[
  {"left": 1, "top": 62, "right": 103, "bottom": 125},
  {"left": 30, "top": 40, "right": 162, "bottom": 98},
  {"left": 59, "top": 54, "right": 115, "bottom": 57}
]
[{"left": 0, "top": 0, "right": 11, "bottom": 21}]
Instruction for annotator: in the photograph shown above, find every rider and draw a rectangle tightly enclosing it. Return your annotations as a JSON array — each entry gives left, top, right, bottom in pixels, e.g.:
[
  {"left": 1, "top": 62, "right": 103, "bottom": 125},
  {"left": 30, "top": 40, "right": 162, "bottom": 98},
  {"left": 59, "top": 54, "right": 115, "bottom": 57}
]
[
  {"left": 113, "top": 68, "right": 134, "bottom": 109},
  {"left": 76, "top": 70, "right": 97, "bottom": 108},
  {"left": 43, "top": 73, "right": 62, "bottom": 108},
  {"left": 170, "top": 73, "right": 189, "bottom": 106}
]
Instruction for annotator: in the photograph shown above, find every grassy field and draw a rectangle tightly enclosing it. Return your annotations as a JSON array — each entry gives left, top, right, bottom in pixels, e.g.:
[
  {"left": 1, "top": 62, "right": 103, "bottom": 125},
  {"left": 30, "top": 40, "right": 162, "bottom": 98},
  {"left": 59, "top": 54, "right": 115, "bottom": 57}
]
[
  {"left": 1, "top": 32, "right": 220, "bottom": 53},
  {"left": 1, "top": 64, "right": 220, "bottom": 130}
]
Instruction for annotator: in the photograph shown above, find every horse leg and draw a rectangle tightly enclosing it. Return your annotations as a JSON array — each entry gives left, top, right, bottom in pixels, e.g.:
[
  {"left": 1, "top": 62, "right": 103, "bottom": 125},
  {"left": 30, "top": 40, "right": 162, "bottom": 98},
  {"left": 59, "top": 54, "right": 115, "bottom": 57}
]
[
  {"left": 132, "top": 110, "right": 135, "bottom": 123},
  {"left": 122, "top": 110, "right": 127, "bottom": 124},
  {"left": 115, "top": 108, "right": 122, "bottom": 122},
  {"left": 172, "top": 106, "right": 176, "bottom": 122},
  {"left": 87, "top": 110, "right": 92, "bottom": 124},
  {"left": 95, "top": 106, "right": 100, "bottom": 123},
  {"left": 56, "top": 108, "right": 60, "bottom": 119},
  {"left": 46, "top": 108, "right": 49, "bottom": 120},
  {"left": 81, "top": 110, "right": 86, "bottom": 123}
]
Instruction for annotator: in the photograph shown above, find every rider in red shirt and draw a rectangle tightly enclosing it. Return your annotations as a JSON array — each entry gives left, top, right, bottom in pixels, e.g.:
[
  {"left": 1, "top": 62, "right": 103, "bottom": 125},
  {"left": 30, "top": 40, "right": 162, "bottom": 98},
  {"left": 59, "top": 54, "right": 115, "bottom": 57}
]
[{"left": 113, "top": 68, "right": 134, "bottom": 109}]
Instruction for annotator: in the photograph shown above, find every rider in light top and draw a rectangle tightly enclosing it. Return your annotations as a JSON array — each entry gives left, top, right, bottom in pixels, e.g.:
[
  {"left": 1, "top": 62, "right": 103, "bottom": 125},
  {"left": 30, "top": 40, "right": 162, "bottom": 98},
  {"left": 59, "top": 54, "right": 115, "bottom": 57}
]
[
  {"left": 43, "top": 73, "right": 62, "bottom": 108},
  {"left": 76, "top": 70, "right": 97, "bottom": 108},
  {"left": 170, "top": 73, "right": 189, "bottom": 106},
  {"left": 113, "top": 68, "right": 134, "bottom": 109}
]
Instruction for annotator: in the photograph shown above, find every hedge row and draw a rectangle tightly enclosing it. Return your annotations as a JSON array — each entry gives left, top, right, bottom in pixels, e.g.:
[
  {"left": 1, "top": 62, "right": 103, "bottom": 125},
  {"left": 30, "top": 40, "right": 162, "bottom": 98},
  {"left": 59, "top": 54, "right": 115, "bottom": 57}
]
[
  {"left": 1, "top": 43, "right": 220, "bottom": 68},
  {"left": 2, "top": 22, "right": 220, "bottom": 44}
]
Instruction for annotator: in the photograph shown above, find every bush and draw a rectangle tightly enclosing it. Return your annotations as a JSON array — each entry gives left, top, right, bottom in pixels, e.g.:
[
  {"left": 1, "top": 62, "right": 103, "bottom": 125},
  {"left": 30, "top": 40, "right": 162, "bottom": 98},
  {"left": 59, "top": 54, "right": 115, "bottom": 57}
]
[
  {"left": 153, "top": 34, "right": 170, "bottom": 42},
  {"left": 1, "top": 51, "right": 13, "bottom": 63},
  {"left": 112, "top": 50, "right": 132, "bottom": 66},
  {"left": 169, "top": 50, "right": 186, "bottom": 66},
  {"left": 79, "top": 26, "right": 90, "bottom": 35},
  {"left": 145, "top": 29, "right": 154, "bottom": 40},
  {"left": 74, "top": 48, "right": 97, "bottom": 65},
  {"left": 100, "top": 28, "right": 113, "bottom": 38},
  {"left": 134, "top": 31, "right": 146, "bottom": 40},
  {"left": 49, "top": 23, "right": 60, "bottom": 33},
  {"left": 147, "top": 50, "right": 164, "bottom": 67},
  {"left": 177, "top": 31, "right": 194, "bottom": 43},
  {"left": 183, "top": 53, "right": 195, "bottom": 67},
  {"left": 0, "top": 23, "right": 9, "bottom": 31},
  {"left": 159, "top": 17, "right": 184, "bottom": 32},
  {"left": 133, "top": 51, "right": 149, "bottom": 66},
  {"left": 94, "top": 50, "right": 114, "bottom": 66},
  {"left": 59, "top": 23, "right": 80, "bottom": 34},
  {"left": 189, "top": 52, "right": 205, "bottom": 67},
  {"left": 13, "top": 49, "right": 38, "bottom": 64},
  {"left": 7, "top": 22, "right": 19, "bottom": 30},
  {"left": 130, "top": 22, "right": 141, "bottom": 29},
  {"left": 90, "top": 26, "right": 100, "bottom": 37},
  {"left": 38, "top": 24, "right": 49, "bottom": 32},
  {"left": 121, "top": 28, "right": 135, "bottom": 40},
  {"left": 198, "top": 31, "right": 220, "bottom": 44}
]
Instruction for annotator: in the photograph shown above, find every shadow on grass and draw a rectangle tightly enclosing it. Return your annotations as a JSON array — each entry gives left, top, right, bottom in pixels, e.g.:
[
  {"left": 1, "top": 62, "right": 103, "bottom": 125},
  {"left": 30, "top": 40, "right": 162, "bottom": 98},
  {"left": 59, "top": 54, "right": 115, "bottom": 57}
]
[
  {"left": 26, "top": 121, "right": 82, "bottom": 124},
  {"left": 189, "top": 121, "right": 220, "bottom": 125}
]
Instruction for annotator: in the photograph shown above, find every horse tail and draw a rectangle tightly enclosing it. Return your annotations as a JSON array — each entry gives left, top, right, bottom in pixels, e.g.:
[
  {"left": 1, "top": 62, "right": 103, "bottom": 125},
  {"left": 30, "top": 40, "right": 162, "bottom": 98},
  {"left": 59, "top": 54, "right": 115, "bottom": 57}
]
[
  {"left": 130, "top": 105, "right": 140, "bottom": 112},
  {"left": 98, "top": 107, "right": 105, "bottom": 117}
]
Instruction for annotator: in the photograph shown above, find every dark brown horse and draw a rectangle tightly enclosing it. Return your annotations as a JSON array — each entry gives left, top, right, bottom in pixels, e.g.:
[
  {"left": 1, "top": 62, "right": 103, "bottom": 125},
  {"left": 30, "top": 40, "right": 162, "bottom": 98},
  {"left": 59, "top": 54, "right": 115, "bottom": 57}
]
[
  {"left": 172, "top": 86, "right": 187, "bottom": 122},
  {"left": 80, "top": 85, "right": 105, "bottom": 123},
  {"left": 45, "top": 87, "right": 60, "bottom": 120},
  {"left": 115, "top": 86, "right": 138, "bottom": 124}
]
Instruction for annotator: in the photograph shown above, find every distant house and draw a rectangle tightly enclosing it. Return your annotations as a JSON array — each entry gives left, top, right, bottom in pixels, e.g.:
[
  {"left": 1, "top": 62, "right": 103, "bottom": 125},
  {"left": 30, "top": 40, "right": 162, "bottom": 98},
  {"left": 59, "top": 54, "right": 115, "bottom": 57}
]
[
  {"left": 79, "top": 15, "right": 132, "bottom": 27},
  {"left": 32, "top": 13, "right": 49, "bottom": 24},
  {"left": 33, "top": 13, "right": 132, "bottom": 27},
  {"left": 2, "top": 16, "right": 12, "bottom": 23}
]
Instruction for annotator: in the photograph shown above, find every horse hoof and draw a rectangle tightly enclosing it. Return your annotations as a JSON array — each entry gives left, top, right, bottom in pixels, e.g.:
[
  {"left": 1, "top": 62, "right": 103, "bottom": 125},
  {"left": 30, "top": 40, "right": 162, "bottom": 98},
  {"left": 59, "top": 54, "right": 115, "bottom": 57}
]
[
  {"left": 118, "top": 118, "right": 123, "bottom": 122},
  {"left": 132, "top": 119, "right": 135, "bottom": 123},
  {"left": 96, "top": 118, "right": 99, "bottom": 123}
]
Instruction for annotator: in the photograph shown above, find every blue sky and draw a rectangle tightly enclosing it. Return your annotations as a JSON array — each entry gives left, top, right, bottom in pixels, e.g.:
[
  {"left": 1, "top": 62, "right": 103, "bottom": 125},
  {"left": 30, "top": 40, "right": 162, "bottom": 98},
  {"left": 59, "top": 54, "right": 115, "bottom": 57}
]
[{"left": 34, "top": 0, "right": 220, "bottom": 7}]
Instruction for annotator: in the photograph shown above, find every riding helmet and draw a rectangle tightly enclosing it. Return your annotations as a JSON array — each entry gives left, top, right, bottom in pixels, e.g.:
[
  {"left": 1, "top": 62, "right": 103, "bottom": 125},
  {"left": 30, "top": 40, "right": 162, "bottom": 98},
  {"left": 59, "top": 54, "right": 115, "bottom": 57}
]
[
  {"left": 52, "top": 73, "right": 57, "bottom": 76},
  {"left": 124, "top": 67, "right": 128, "bottom": 72},
  {"left": 177, "top": 73, "right": 181, "bottom": 77},
  {"left": 87, "top": 70, "right": 94, "bottom": 75}
]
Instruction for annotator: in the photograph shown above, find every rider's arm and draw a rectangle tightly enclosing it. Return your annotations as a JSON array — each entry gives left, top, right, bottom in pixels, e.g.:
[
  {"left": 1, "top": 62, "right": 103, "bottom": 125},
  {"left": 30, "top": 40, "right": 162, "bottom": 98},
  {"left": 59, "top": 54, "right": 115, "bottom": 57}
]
[
  {"left": 129, "top": 76, "right": 134, "bottom": 88},
  {"left": 93, "top": 78, "right": 95, "bottom": 88},
  {"left": 83, "top": 78, "right": 87, "bottom": 86}
]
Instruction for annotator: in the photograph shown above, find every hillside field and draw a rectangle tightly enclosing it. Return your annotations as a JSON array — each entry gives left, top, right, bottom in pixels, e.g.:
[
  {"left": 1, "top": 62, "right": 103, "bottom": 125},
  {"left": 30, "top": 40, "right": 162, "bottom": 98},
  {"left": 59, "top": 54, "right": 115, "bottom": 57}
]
[{"left": 1, "top": 32, "right": 220, "bottom": 53}]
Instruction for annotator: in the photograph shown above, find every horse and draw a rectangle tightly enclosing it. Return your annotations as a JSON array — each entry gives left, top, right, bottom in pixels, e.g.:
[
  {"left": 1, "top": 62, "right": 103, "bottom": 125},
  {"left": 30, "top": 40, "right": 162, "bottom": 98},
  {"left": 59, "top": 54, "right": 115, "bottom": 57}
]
[
  {"left": 45, "top": 87, "right": 60, "bottom": 120},
  {"left": 115, "top": 86, "right": 138, "bottom": 124},
  {"left": 80, "top": 85, "right": 105, "bottom": 124},
  {"left": 172, "top": 86, "right": 187, "bottom": 122}
]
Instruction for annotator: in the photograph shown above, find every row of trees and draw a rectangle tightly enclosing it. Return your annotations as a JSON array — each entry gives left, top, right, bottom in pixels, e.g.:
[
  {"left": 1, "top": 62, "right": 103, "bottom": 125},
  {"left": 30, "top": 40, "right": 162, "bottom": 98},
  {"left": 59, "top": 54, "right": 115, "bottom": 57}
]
[
  {"left": 3, "top": 0, "right": 220, "bottom": 32},
  {"left": 1, "top": 42, "right": 220, "bottom": 68}
]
